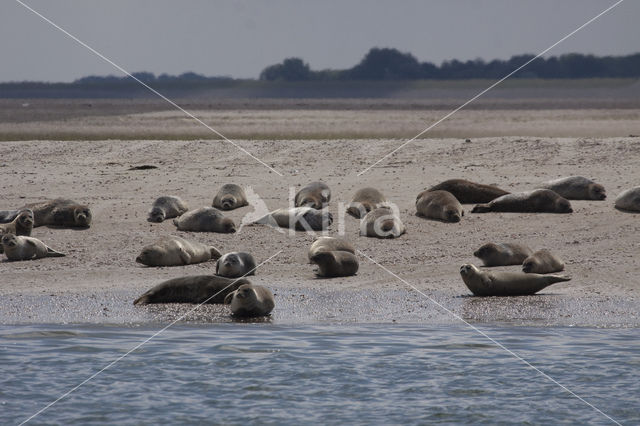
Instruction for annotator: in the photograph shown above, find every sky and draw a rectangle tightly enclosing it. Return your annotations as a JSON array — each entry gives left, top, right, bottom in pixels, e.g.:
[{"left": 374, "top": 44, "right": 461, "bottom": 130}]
[{"left": 1, "top": 0, "right": 638, "bottom": 82}]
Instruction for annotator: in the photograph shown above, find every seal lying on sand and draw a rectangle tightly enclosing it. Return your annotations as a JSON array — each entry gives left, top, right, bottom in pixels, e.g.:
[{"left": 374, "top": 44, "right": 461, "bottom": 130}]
[
  {"left": 615, "top": 187, "right": 640, "bottom": 212},
  {"left": 224, "top": 284, "right": 275, "bottom": 317},
  {"left": 1, "top": 234, "right": 65, "bottom": 261},
  {"left": 212, "top": 184, "right": 249, "bottom": 211},
  {"left": 216, "top": 252, "right": 257, "bottom": 278},
  {"left": 0, "top": 209, "right": 34, "bottom": 254},
  {"left": 148, "top": 196, "right": 189, "bottom": 222},
  {"left": 473, "top": 243, "right": 533, "bottom": 267},
  {"left": 133, "top": 275, "right": 248, "bottom": 305},
  {"left": 347, "top": 187, "right": 387, "bottom": 218},
  {"left": 538, "top": 176, "right": 606, "bottom": 200},
  {"left": 522, "top": 249, "right": 565, "bottom": 274},
  {"left": 253, "top": 207, "right": 332, "bottom": 231},
  {"left": 459, "top": 264, "right": 570, "bottom": 296},
  {"left": 415, "top": 190, "right": 464, "bottom": 223},
  {"left": 427, "top": 179, "right": 509, "bottom": 203},
  {"left": 294, "top": 181, "right": 331, "bottom": 210},
  {"left": 310, "top": 251, "right": 359, "bottom": 277},
  {"left": 0, "top": 199, "right": 91, "bottom": 228},
  {"left": 308, "top": 236, "right": 355, "bottom": 261},
  {"left": 173, "top": 207, "right": 236, "bottom": 233},
  {"left": 471, "top": 189, "right": 573, "bottom": 213},
  {"left": 360, "top": 207, "right": 406, "bottom": 238},
  {"left": 135, "top": 236, "right": 222, "bottom": 267}
]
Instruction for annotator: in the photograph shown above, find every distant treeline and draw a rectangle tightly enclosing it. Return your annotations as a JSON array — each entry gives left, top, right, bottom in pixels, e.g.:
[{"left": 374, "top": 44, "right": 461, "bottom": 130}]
[
  {"left": 73, "top": 71, "right": 232, "bottom": 85},
  {"left": 260, "top": 48, "right": 640, "bottom": 81}
]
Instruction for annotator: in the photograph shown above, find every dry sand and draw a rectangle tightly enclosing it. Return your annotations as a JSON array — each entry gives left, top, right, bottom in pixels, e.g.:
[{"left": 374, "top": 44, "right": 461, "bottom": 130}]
[{"left": 0, "top": 103, "right": 639, "bottom": 326}]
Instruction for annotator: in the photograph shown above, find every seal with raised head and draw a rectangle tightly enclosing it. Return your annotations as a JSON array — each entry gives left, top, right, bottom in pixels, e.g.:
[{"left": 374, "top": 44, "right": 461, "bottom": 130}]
[
  {"left": 473, "top": 243, "right": 533, "bottom": 267},
  {"left": 148, "top": 196, "right": 189, "bottom": 223},
  {"left": 428, "top": 179, "right": 509, "bottom": 203},
  {"left": 459, "top": 264, "right": 570, "bottom": 297},
  {"left": 538, "top": 176, "right": 606, "bottom": 200},
  {"left": 1, "top": 199, "right": 92, "bottom": 228},
  {"left": 294, "top": 181, "right": 331, "bottom": 210},
  {"left": 522, "top": 249, "right": 565, "bottom": 274},
  {"left": 347, "top": 187, "right": 387, "bottom": 218},
  {"left": 173, "top": 207, "right": 236, "bottom": 233},
  {"left": 308, "top": 236, "right": 355, "bottom": 261},
  {"left": 416, "top": 190, "right": 464, "bottom": 223},
  {"left": 135, "top": 236, "right": 222, "bottom": 267},
  {"left": 224, "top": 284, "right": 275, "bottom": 317},
  {"left": 360, "top": 207, "right": 406, "bottom": 238},
  {"left": 471, "top": 189, "right": 573, "bottom": 214},
  {"left": 212, "top": 184, "right": 249, "bottom": 211},
  {"left": 615, "top": 187, "right": 640, "bottom": 212},
  {"left": 253, "top": 207, "right": 332, "bottom": 231},
  {"left": 216, "top": 252, "right": 257, "bottom": 278},
  {"left": 133, "top": 275, "right": 248, "bottom": 305},
  {"left": 0, "top": 209, "right": 33, "bottom": 236},
  {"left": 1, "top": 234, "right": 65, "bottom": 261},
  {"left": 310, "top": 251, "right": 359, "bottom": 277}
]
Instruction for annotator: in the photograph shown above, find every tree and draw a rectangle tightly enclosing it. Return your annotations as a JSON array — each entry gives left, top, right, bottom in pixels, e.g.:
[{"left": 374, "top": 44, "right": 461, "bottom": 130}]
[
  {"left": 346, "top": 48, "right": 423, "bottom": 80},
  {"left": 259, "top": 58, "right": 312, "bottom": 81}
]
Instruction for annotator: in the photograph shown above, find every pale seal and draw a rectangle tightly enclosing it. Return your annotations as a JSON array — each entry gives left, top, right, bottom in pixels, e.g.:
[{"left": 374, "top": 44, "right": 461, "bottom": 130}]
[
  {"left": 223, "top": 284, "right": 275, "bottom": 317},
  {"left": 0, "top": 199, "right": 92, "bottom": 228},
  {"left": 253, "top": 207, "right": 332, "bottom": 231},
  {"left": 133, "top": 275, "right": 248, "bottom": 305},
  {"left": 307, "top": 236, "right": 355, "bottom": 261},
  {"left": 148, "top": 196, "right": 189, "bottom": 223},
  {"left": 459, "top": 264, "right": 570, "bottom": 297},
  {"left": 135, "top": 236, "right": 222, "bottom": 267},
  {"left": 1, "top": 234, "right": 65, "bottom": 261},
  {"left": 294, "top": 181, "right": 331, "bottom": 210},
  {"left": 471, "top": 189, "right": 573, "bottom": 214},
  {"left": 428, "top": 179, "right": 509, "bottom": 203},
  {"left": 522, "top": 249, "right": 565, "bottom": 274},
  {"left": 538, "top": 176, "right": 606, "bottom": 200},
  {"left": 216, "top": 252, "right": 257, "bottom": 278},
  {"left": 416, "top": 190, "right": 464, "bottom": 223},
  {"left": 212, "top": 184, "right": 249, "bottom": 211},
  {"left": 473, "top": 243, "right": 533, "bottom": 267},
  {"left": 360, "top": 207, "right": 406, "bottom": 238},
  {"left": 347, "top": 187, "right": 387, "bottom": 218},
  {"left": 310, "top": 251, "right": 359, "bottom": 277},
  {"left": 615, "top": 187, "right": 640, "bottom": 212},
  {"left": 173, "top": 207, "right": 236, "bottom": 233}
]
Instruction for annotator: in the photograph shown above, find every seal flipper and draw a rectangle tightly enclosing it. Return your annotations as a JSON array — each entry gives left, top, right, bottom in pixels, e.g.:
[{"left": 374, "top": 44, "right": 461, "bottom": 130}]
[
  {"left": 545, "top": 275, "right": 571, "bottom": 284},
  {"left": 178, "top": 248, "right": 191, "bottom": 265},
  {"left": 471, "top": 204, "right": 491, "bottom": 213},
  {"left": 44, "top": 245, "right": 66, "bottom": 257},
  {"left": 210, "top": 247, "right": 222, "bottom": 260}
]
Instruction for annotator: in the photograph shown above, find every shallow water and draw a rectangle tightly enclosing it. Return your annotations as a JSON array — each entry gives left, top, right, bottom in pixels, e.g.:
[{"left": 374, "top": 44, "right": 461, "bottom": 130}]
[{"left": 2, "top": 324, "right": 638, "bottom": 425}]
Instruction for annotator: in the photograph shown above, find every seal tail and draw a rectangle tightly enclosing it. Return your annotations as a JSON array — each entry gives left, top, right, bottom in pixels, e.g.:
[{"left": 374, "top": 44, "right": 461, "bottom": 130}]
[
  {"left": 547, "top": 275, "right": 571, "bottom": 284},
  {"left": 471, "top": 204, "right": 491, "bottom": 213},
  {"left": 46, "top": 248, "right": 66, "bottom": 257},
  {"left": 133, "top": 295, "right": 150, "bottom": 305}
]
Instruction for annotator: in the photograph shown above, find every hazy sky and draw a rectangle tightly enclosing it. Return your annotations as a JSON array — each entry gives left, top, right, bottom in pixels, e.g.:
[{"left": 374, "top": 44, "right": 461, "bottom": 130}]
[{"left": 2, "top": 0, "right": 638, "bottom": 82}]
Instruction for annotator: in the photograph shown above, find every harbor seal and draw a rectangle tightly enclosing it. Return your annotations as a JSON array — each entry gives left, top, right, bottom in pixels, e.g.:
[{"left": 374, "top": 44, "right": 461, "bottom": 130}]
[
  {"left": 522, "top": 249, "right": 565, "bottom": 274},
  {"left": 135, "top": 236, "right": 222, "bottom": 267},
  {"left": 360, "top": 207, "right": 406, "bottom": 238},
  {"left": 0, "top": 209, "right": 33, "bottom": 236},
  {"left": 307, "top": 236, "right": 355, "bottom": 261},
  {"left": 216, "top": 252, "right": 257, "bottom": 278},
  {"left": 415, "top": 190, "right": 464, "bottom": 223},
  {"left": 212, "top": 184, "right": 249, "bottom": 211},
  {"left": 294, "top": 181, "right": 331, "bottom": 210},
  {"left": 473, "top": 243, "right": 533, "bottom": 267},
  {"left": 1, "top": 234, "right": 65, "bottom": 261},
  {"left": 428, "top": 179, "right": 509, "bottom": 203},
  {"left": 615, "top": 187, "right": 640, "bottom": 212},
  {"left": 253, "top": 207, "right": 332, "bottom": 231},
  {"left": 471, "top": 189, "right": 573, "bottom": 214},
  {"left": 133, "top": 275, "right": 248, "bottom": 305},
  {"left": 173, "top": 207, "right": 236, "bottom": 233},
  {"left": 347, "top": 187, "right": 387, "bottom": 218},
  {"left": 459, "top": 264, "right": 570, "bottom": 297},
  {"left": 310, "top": 251, "right": 359, "bottom": 277},
  {"left": 538, "top": 176, "right": 606, "bottom": 200},
  {"left": 0, "top": 199, "right": 92, "bottom": 228},
  {"left": 224, "top": 284, "right": 275, "bottom": 317},
  {"left": 148, "top": 196, "right": 189, "bottom": 222}
]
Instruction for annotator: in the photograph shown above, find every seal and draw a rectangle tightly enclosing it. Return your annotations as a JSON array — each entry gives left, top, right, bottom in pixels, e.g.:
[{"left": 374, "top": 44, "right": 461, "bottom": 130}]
[
  {"left": 522, "top": 249, "right": 565, "bottom": 274},
  {"left": 148, "top": 196, "right": 189, "bottom": 223},
  {"left": 307, "top": 236, "right": 355, "bottom": 261},
  {"left": 294, "top": 181, "right": 331, "bottom": 210},
  {"left": 428, "top": 179, "right": 509, "bottom": 203},
  {"left": 212, "top": 184, "right": 249, "bottom": 211},
  {"left": 310, "top": 251, "right": 359, "bottom": 277},
  {"left": 253, "top": 207, "right": 332, "bottom": 231},
  {"left": 0, "top": 209, "right": 33, "bottom": 236},
  {"left": 360, "top": 207, "right": 406, "bottom": 238},
  {"left": 173, "top": 207, "right": 236, "bottom": 233},
  {"left": 415, "top": 190, "right": 464, "bottom": 223},
  {"left": 216, "top": 252, "right": 257, "bottom": 278},
  {"left": 473, "top": 243, "right": 533, "bottom": 267},
  {"left": 133, "top": 275, "right": 248, "bottom": 305},
  {"left": 538, "top": 176, "right": 606, "bottom": 200},
  {"left": 2, "top": 199, "right": 92, "bottom": 228},
  {"left": 1, "top": 234, "right": 65, "bottom": 261},
  {"left": 615, "top": 187, "right": 640, "bottom": 212},
  {"left": 223, "top": 284, "right": 275, "bottom": 317},
  {"left": 135, "top": 236, "right": 222, "bottom": 267},
  {"left": 471, "top": 189, "right": 573, "bottom": 214},
  {"left": 459, "top": 264, "right": 570, "bottom": 296},
  {"left": 347, "top": 187, "right": 387, "bottom": 218}
]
